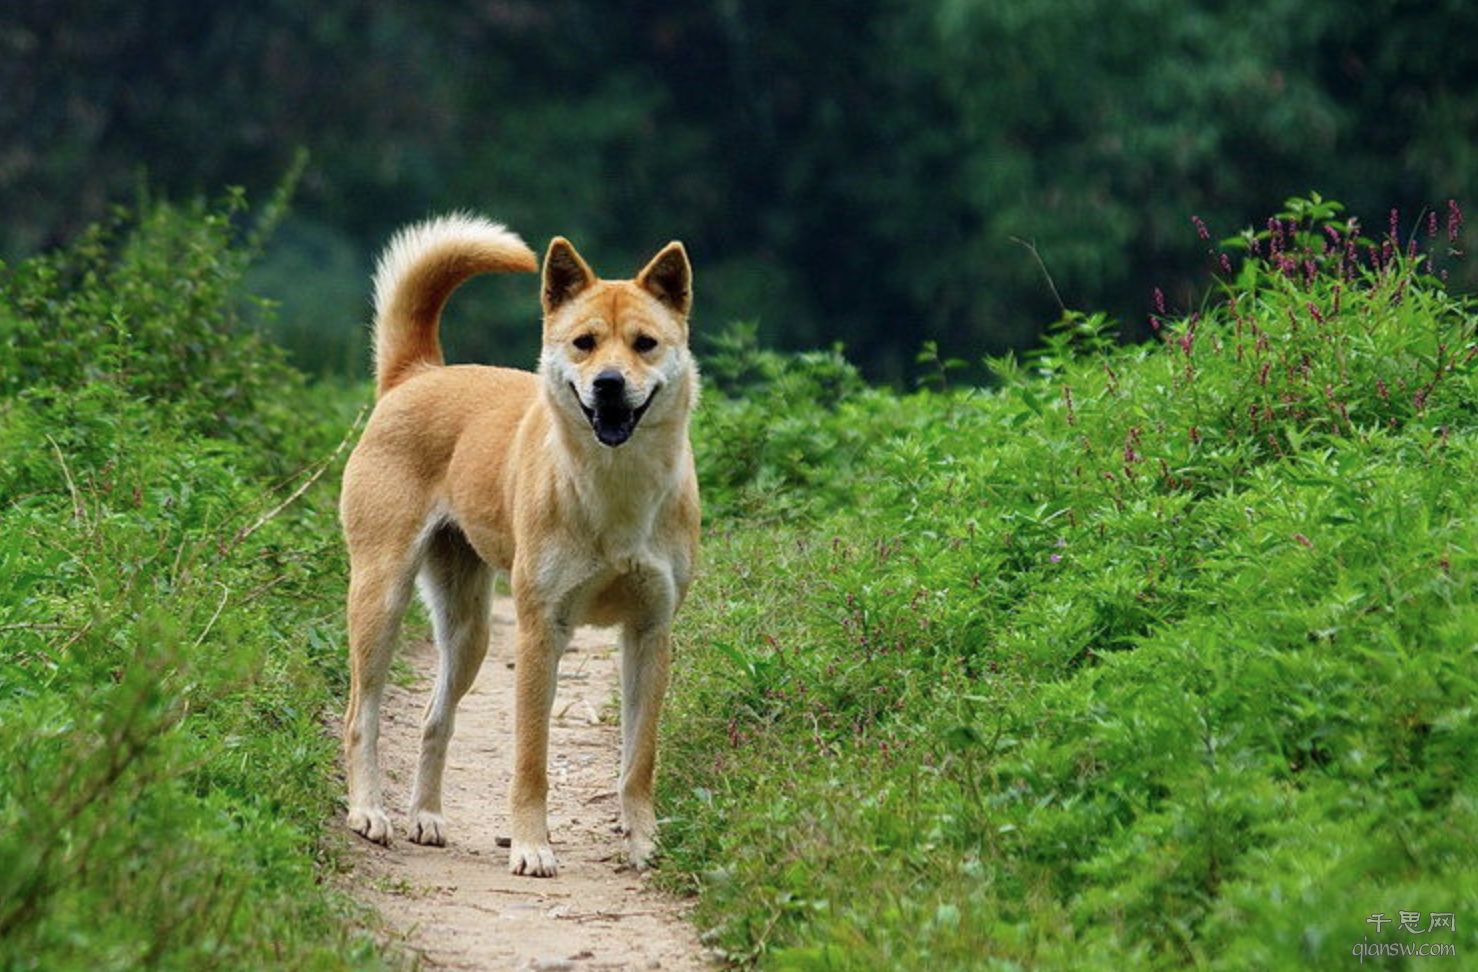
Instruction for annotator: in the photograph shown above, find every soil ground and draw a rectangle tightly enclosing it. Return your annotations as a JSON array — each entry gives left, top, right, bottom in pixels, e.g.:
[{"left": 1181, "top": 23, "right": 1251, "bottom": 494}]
[{"left": 345, "top": 597, "right": 710, "bottom": 971}]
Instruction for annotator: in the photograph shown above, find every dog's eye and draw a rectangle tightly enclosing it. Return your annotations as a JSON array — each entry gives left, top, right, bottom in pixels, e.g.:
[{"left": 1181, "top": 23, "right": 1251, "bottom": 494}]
[
  {"left": 633, "top": 335, "right": 658, "bottom": 353},
  {"left": 573, "top": 334, "right": 596, "bottom": 352}
]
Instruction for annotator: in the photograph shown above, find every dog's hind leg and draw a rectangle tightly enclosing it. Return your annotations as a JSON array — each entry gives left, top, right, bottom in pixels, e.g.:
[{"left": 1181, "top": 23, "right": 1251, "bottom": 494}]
[
  {"left": 408, "top": 525, "right": 492, "bottom": 846},
  {"left": 343, "top": 542, "right": 420, "bottom": 846},
  {"left": 619, "top": 621, "right": 673, "bottom": 870}
]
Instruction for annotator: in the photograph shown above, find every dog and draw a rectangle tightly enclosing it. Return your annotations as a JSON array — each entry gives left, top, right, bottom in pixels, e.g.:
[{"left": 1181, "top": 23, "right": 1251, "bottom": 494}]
[{"left": 339, "top": 214, "right": 700, "bottom": 876}]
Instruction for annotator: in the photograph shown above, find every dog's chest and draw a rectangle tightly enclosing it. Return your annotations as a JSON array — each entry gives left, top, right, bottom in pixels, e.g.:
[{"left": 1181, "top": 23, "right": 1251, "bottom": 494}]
[
  {"left": 581, "top": 479, "right": 665, "bottom": 572},
  {"left": 532, "top": 489, "right": 677, "bottom": 626},
  {"left": 531, "top": 436, "right": 689, "bottom": 613}
]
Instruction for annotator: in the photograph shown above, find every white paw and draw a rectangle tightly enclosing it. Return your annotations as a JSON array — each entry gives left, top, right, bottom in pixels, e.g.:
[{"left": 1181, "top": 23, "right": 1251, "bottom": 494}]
[
  {"left": 627, "top": 831, "right": 658, "bottom": 870},
  {"left": 508, "top": 842, "right": 559, "bottom": 877},
  {"left": 409, "top": 810, "right": 447, "bottom": 846},
  {"left": 347, "top": 805, "right": 393, "bottom": 846}
]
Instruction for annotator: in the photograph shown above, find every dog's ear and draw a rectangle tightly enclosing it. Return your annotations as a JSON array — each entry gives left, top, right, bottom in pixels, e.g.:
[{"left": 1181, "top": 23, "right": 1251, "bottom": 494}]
[
  {"left": 542, "top": 237, "right": 596, "bottom": 314},
  {"left": 635, "top": 242, "right": 692, "bottom": 317}
]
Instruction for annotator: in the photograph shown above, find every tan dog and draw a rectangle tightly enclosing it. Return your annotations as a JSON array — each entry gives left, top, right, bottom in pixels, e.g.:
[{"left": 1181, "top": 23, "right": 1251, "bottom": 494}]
[{"left": 340, "top": 214, "right": 700, "bottom": 876}]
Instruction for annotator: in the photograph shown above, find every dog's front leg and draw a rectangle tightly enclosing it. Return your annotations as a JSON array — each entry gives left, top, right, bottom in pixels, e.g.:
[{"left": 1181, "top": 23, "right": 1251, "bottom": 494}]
[
  {"left": 619, "top": 621, "right": 672, "bottom": 870},
  {"left": 508, "top": 611, "right": 568, "bottom": 877}
]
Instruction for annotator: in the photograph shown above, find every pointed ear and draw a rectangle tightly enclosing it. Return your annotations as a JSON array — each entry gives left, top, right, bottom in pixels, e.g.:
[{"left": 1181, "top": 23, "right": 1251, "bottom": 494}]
[
  {"left": 542, "top": 237, "right": 596, "bottom": 313},
  {"left": 636, "top": 241, "right": 692, "bottom": 317}
]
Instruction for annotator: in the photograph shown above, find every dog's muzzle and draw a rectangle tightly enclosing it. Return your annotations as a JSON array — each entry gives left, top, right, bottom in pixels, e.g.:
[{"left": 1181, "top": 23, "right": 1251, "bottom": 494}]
[{"left": 571, "top": 380, "right": 658, "bottom": 447}]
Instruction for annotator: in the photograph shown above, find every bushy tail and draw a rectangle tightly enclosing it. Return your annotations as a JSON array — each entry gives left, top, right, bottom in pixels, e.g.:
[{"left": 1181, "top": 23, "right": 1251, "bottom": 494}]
[{"left": 371, "top": 214, "right": 538, "bottom": 397}]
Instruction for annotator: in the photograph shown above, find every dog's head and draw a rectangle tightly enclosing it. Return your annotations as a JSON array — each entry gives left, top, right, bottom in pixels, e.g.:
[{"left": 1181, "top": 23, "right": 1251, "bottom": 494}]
[{"left": 539, "top": 237, "right": 694, "bottom": 448}]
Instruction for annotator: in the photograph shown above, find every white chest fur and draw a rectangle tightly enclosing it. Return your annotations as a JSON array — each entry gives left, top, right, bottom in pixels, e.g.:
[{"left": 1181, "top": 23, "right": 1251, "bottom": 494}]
[
  {"left": 569, "top": 436, "right": 681, "bottom": 570},
  {"left": 525, "top": 426, "right": 686, "bottom": 616}
]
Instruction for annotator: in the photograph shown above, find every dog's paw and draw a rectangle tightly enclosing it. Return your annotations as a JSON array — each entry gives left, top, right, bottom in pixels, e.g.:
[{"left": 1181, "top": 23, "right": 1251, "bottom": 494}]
[
  {"left": 626, "top": 831, "right": 659, "bottom": 871},
  {"left": 508, "top": 842, "right": 559, "bottom": 877},
  {"left": 347, "top": 805, "right": 393, "bottom": 846},
  {"left": 409, "top": 810, "right": 448, "bottom": 847}
]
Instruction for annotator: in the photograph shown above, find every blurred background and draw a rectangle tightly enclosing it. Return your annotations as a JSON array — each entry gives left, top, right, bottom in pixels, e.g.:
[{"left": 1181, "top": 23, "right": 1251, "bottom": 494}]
[{"left": 3, "top": 0, "right": 1475, "bottom": 381}]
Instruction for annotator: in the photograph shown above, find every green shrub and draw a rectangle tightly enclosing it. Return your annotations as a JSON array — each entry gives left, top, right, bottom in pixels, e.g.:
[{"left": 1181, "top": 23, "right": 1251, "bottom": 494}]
[
  {"left": 0, "top": 195, "right": 380, "bottom": 968},
  {"left": 666, "top": 197, "right": 1478, "bottom": 969},
  {"left": 695, "top": 322, "right": 941, "bottom": 521}
]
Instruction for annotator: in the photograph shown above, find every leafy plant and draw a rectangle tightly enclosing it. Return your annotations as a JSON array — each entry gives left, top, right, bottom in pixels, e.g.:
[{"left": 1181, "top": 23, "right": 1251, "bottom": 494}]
[
  {"left": 0, "top": 193, "right": 381, "bottom": 969},
  {"left": 663, "top": 196, "right": 1478, "bottom": 969}
]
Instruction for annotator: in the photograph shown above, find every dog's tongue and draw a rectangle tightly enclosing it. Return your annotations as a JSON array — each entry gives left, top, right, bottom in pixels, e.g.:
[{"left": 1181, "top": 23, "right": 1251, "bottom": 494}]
[{"left": 593, "top": 406, "right": 635, "bottom": 446}]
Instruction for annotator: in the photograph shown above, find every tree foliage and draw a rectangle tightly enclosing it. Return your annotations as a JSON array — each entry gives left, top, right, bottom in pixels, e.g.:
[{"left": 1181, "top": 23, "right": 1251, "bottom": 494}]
[{"left": 3, "top": 0, "right": 1476, "bottom": 377}]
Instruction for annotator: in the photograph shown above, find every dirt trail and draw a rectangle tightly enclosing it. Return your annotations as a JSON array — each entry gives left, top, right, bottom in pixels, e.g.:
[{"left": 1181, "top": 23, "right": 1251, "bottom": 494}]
[{"left": 346, "top": 597, "right": 710, "bottom": 971}]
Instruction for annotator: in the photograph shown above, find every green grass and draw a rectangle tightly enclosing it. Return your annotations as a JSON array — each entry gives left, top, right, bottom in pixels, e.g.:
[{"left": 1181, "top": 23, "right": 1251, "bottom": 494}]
[
  {"left": 662, "top": 197, "right": 1478, "bottom": 968},
  {"left": 0, "top": 195, "right": 385, "bottom": 968}
]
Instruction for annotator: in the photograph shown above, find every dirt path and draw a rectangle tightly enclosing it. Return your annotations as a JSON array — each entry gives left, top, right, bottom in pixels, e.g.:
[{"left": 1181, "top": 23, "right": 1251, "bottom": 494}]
[{"left": 346, "top": 597, "right": 710, "bottom": 971}]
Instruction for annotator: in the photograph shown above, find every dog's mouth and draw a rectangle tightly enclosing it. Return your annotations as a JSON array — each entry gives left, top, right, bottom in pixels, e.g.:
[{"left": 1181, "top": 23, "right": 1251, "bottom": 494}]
[{"left": 570, "top": 383, "right": 658, "bottom": 447}]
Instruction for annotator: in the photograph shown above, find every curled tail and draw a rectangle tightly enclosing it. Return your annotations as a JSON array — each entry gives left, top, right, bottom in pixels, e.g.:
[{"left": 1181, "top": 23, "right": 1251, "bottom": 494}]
[{"left": 371, "top": 213, "right": 538, "bottom": 397}]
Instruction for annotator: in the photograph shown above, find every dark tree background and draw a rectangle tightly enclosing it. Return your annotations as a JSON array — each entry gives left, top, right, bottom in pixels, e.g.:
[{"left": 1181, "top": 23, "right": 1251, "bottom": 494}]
[{"left": 3, "top": 0, "right": 1475, "bottom": 379}]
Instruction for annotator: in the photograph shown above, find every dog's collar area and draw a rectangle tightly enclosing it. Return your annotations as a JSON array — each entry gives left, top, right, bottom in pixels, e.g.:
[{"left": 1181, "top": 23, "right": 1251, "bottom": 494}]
[{"left": 570, "top": 382, "right": 659, "bottom": 447}]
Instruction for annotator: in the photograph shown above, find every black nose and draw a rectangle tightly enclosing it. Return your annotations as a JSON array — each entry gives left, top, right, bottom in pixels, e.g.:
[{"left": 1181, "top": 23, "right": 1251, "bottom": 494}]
[{"left": 593, "top": 369, "right": 625, "bottom": 399}]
